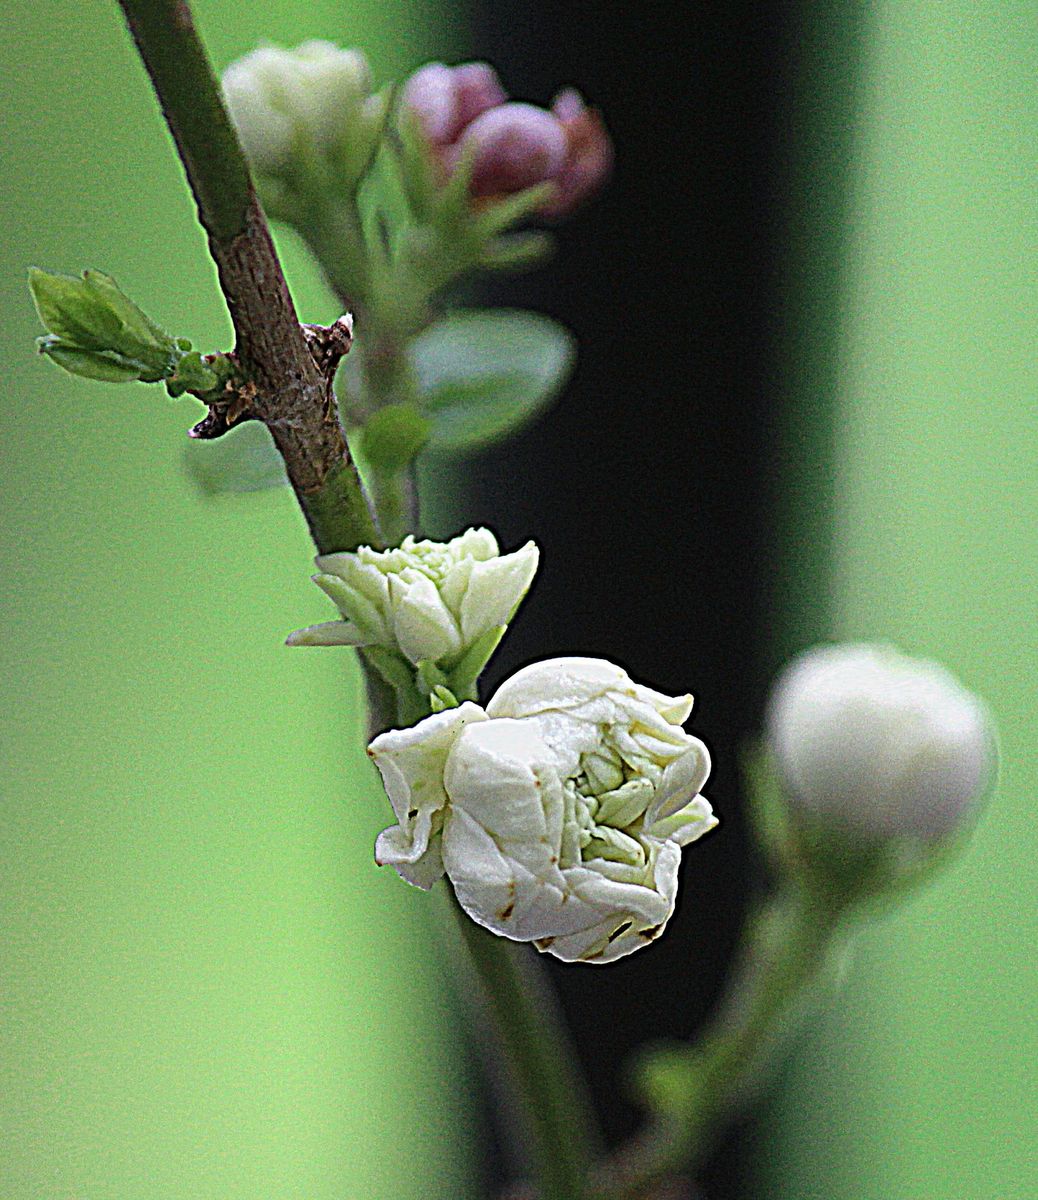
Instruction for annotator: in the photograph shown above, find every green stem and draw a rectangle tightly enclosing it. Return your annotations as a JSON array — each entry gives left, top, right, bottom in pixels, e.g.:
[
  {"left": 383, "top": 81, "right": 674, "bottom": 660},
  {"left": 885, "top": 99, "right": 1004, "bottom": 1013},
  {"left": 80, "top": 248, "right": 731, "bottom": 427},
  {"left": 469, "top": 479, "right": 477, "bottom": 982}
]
[
  {"left": 453, "top": 903, "right": 599, "bottom": 1200},
  {"left": 597, "top": 884, "right": 844, "bottom": 1198}
]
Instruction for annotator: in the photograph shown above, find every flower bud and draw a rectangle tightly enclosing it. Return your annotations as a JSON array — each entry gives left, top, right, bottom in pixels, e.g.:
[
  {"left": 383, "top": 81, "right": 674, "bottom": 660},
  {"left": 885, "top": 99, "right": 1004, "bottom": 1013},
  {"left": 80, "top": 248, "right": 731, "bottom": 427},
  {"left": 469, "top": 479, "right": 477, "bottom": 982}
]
[
  {"left": 368, "top": 657, "right": 717, "bottom": 964},
  {"left": 398, "top": 61, "right": 611, "bottom": 214},
  {"left": 543, "top": 89, "right": 614, "bottom": 217},
  {"left": 765, "top": 643, "right": 994, "bottom": 845},
  {"left": 222, "top": 41, "right": 386, "bottom": 206},
  {"left": 288, "top": 528, "right": 538, "bottom": 693}
]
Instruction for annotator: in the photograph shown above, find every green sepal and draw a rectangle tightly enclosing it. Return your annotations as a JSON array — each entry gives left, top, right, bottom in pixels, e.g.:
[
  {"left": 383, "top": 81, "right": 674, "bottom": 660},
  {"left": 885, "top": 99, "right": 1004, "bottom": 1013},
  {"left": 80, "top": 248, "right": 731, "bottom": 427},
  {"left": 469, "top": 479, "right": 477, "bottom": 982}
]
[
  {"left": 285, "top": 620, "right": 370, "bottom": 647},
  {"left": 429, "top": 685, "right": 460, "bottom": 713},
  {"left": 360, "top": 645, "right": 417, "bottom": 695},
  {"left": 479, "top": 231, "right": 556, "bottom": 272},
  {"left": 445, "top": 624, "right": 506, "bottom": 700},
  {"left": 312, "top": 573, "right": 386, "bottom": 642},
  {"left": 470, "top": 182, "right": 554, "bottom": 239},
  {"left": 358, "top": 402, "right": 431, "bottom": 475},
  {"left": 416, "top": 659, "right": 449, "bottom": 696}
]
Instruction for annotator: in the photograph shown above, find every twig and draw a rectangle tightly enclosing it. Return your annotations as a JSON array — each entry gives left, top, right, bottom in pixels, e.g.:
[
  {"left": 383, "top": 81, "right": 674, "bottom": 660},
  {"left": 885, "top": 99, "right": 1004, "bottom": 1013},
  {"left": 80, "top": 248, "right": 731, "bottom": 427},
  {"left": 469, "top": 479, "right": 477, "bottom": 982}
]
[{"left": 117, "top": 0, "right": 378, "bottom": 554}]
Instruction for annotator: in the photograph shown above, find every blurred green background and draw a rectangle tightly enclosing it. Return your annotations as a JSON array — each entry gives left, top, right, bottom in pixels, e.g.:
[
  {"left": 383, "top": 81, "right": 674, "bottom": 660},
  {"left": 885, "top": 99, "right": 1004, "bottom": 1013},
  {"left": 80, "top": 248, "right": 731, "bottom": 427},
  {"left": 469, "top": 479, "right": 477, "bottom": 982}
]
[
  {"left": 2, "top": 2, "right": 1035, "bottom": 1199},
  {"left": 1, "top": 3, "right": 476, "bottom": 1199}
]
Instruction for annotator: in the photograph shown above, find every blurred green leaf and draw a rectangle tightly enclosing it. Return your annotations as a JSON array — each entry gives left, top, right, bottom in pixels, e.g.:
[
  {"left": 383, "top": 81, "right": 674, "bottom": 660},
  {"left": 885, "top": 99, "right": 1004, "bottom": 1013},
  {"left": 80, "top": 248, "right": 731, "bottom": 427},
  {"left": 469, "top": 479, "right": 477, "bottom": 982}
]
[
  {"left": 358, "top": 402, "right": 431, "bottom": 475},
  {"left": 181, "top": 420, "right": 288, "bottom": 496},
  {"left": 413, "top": 309, "right": 575, "bottom": 453}
]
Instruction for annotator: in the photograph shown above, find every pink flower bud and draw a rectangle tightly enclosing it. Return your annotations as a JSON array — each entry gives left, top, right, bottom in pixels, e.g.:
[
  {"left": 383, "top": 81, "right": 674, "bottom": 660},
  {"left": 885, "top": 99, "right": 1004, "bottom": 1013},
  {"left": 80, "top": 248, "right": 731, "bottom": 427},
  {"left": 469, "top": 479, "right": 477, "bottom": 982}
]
[
  {"left": 542, "top": 89, "right": 614, "bottom": 217},
  {"left": 458, "top": 103, "right": 568, "bottom": 199},
  {"left": 401, "top": 61, "right": 505, "bottom": 148},
  {"left": 400, "top": 62, "right": 612, "bottom": 214}
]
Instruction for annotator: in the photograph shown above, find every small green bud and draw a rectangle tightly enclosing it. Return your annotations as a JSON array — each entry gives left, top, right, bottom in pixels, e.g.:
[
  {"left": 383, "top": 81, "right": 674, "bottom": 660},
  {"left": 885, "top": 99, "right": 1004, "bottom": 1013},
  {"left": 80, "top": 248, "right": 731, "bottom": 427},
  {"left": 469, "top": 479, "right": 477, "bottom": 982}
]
[{"left": 29, "top": 268, "right": 178, "bottom": 383}]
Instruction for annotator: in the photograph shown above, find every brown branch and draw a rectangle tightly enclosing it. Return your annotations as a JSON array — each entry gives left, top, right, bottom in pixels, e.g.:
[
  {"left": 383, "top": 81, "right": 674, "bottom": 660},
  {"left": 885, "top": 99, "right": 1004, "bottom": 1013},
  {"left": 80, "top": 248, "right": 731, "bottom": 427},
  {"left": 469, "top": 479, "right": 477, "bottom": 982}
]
[{"left": 117, "top": 0, "right": 379, "bottom": 553}]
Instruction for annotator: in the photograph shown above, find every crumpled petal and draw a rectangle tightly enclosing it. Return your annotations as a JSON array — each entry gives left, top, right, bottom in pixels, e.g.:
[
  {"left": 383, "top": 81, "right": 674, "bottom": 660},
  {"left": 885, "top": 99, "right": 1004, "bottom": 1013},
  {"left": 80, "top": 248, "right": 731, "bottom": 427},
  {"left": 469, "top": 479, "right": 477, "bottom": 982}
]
[{"left": 369, "top": 702, "right": 486, "bottom": 888}]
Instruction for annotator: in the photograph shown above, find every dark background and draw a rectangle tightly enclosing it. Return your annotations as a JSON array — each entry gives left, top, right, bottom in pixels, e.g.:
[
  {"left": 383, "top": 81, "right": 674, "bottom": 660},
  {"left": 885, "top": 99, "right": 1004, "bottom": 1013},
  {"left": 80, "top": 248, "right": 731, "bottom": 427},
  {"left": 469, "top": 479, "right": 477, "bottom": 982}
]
[{"left": 460, "top": 6, "right": 818, "bottom": 1192}]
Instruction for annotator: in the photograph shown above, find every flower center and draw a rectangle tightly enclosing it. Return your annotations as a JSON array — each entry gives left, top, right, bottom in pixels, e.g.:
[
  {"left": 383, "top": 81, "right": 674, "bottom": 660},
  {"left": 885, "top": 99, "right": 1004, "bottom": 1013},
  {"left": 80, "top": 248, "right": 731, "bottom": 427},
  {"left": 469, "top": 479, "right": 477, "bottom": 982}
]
[{"left": 562, "top": 743, "right": 658, "bottom": 870}]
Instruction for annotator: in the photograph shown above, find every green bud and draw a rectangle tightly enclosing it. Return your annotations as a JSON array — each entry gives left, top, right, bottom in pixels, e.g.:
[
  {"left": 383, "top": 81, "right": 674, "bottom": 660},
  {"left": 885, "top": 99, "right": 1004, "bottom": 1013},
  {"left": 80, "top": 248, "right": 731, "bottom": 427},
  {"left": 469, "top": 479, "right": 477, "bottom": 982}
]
[{"left": 29, "top": 268, "right": 175, "bottom": 370}]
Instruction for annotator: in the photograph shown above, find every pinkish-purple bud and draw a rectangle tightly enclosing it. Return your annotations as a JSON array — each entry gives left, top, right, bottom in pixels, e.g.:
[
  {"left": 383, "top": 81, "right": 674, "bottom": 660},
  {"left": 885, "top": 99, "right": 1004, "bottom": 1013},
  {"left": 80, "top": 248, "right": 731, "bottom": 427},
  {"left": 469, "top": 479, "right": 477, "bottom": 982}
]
[
  {"left": 401, "top": 61, "right": 505, "bottom": 148},
  {"left": 542, "top": 88, "right": 613, "bottom": 217},
  {"left": 458, "top": 103, "right": 569, "bottom": 199}
]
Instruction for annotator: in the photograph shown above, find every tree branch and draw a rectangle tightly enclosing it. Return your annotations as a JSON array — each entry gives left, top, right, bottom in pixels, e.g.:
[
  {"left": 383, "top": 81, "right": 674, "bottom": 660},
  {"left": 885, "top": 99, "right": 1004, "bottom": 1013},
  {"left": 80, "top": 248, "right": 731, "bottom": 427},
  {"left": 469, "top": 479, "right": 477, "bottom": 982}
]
[{"left": 117, "top": 0, "right": 379, "bottom": 554}]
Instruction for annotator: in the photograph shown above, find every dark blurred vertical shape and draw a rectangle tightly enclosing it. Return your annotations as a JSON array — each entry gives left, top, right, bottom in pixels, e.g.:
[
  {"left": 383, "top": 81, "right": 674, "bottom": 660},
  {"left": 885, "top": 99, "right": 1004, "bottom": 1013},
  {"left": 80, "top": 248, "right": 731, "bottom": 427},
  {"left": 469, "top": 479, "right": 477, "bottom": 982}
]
[{"left": 422, "top": 2, "right": 858, "bottom": 1195}]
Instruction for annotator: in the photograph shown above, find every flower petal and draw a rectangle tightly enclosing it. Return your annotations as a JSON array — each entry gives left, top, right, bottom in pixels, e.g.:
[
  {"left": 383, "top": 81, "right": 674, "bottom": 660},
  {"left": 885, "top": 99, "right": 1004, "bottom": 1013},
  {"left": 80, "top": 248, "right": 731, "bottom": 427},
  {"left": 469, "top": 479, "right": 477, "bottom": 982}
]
[{"left": 368, "top": 702, "right": 486, "bottom": 881}]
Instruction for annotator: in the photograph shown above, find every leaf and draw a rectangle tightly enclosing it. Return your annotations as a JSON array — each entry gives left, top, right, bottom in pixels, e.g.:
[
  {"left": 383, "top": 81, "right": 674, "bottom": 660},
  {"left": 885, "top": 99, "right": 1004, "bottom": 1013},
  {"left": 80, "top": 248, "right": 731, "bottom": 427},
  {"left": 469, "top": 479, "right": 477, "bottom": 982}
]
[
  {"left": 181, "top": 420, "right": 289, "bottom": 496},
  {"left": 37, "top": 338, "right": 147, "bottom": 383},
  {"left": 413, "top": 309, "right": 575, "bottom": 454},
  {"left": 358, "top": 403, "right": 431, "bottom": 475}
]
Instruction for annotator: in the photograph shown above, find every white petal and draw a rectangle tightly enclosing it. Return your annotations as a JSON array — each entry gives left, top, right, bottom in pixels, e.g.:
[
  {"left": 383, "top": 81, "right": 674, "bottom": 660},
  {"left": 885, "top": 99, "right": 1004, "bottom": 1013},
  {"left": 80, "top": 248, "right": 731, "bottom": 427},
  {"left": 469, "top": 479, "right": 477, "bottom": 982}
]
[
  {"left": 457, "top": 541, "right": 539, "bottom": 645},
  {"left": 487, "top": 657, "right": 629, "bottom": 719},
  {"left": 645, "top": 739, "right": 712, "bottom": 826},
  {"left": 368, "top": 702, "right": 486, "bottom": 871},
  {"left": 388, "top": 571, "right": 462, "bottom": 665},
  {"left": 646, "top": 795, "right": 718, "bottom": 847},
  {"left": 451, "top": 527, "right": 500, "bottom": 560}
]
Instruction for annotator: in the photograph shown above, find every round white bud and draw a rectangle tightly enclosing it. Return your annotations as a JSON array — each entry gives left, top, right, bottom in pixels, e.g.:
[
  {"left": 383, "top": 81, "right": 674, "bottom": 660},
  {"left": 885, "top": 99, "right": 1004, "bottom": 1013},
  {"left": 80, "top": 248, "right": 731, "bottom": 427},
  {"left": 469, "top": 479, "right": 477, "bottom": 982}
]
[{"left": 766, "top": 643, "right": 994, "bottom": 843}]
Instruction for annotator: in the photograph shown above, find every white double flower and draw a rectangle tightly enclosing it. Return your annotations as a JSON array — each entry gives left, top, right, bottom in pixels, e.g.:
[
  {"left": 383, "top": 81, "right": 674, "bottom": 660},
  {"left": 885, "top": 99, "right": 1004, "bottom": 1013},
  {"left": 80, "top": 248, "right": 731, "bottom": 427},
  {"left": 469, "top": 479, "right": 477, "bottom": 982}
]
[{"left": 369, "top": 657, "right": 716, "bottom": 964}]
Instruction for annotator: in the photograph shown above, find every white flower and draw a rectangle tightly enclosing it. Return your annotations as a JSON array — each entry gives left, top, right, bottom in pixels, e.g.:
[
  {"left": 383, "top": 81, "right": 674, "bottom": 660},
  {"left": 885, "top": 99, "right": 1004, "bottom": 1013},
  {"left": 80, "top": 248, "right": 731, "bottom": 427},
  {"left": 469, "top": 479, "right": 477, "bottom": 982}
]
[
  {"left": 222, "top": 41, "right": 386, "bottom": 192},
  {"left": 289, "top": 528, "right": 539, "bottom": 678},
  {"left": 765, "top": 643, "right": 994, "bottom": 843},
  {"left": 368, "top": 657, "right": 716, "bottom": 964}
]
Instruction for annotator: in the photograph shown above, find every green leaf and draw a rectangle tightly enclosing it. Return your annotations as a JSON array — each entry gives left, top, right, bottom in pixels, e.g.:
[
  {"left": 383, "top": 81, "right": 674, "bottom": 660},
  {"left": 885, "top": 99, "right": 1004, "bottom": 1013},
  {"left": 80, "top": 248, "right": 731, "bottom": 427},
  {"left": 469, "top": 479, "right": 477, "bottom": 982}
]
[
  {"left": 181, "top": 420, "right": 289, "bottom": 496},
  {"left": 358, "top": 403, "right": 431, "bottom": 475},
  {"left": 36, "top": 338, "right": 147, "bottom": 383},
  {"left": 413, "top": 309, "right": 575, "bottom": 454}
]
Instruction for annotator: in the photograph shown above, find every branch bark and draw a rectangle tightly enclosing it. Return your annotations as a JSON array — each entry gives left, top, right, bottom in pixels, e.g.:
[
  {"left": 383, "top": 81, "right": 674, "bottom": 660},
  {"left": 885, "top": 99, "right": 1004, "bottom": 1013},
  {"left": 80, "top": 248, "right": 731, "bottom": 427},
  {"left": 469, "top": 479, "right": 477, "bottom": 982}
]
[{"left": 117, "top": 0, "right": 379, "bottom": 554}]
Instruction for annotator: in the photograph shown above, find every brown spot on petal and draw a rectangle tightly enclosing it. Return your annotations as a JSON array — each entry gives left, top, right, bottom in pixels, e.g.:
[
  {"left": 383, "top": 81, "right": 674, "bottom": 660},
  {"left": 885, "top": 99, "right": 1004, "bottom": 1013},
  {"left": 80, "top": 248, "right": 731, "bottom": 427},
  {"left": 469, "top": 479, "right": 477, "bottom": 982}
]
[
  {"left": 535, "top": 936, "right": 556, "bottom": 950},
  {"left": 640, "top": 924, "right": 663, "bottom": 941},
  {"left": 498, "top": 900, "right": 515, "bottom": 921}
]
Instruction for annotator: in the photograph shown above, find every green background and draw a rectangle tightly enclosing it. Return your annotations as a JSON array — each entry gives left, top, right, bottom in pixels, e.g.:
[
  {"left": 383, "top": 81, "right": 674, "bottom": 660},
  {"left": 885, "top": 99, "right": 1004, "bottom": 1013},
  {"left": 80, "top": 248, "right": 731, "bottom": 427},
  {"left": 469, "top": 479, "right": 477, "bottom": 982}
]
[
  {"left": 2, "top": 2, "right": 1035, "bottom": 1199},
  {"left": 762, "top": 3, "right": 1037, "bottom": 1197},
  {"left": 1, "top": 3, "right": 475, "bottom": 1198}
]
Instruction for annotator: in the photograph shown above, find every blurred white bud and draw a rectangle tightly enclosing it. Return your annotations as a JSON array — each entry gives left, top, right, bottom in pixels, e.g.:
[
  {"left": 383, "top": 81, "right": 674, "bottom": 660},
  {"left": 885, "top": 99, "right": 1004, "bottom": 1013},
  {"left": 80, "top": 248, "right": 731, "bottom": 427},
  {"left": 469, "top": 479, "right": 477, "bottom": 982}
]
[
  {"left": 766, "top": 643, "right": 994, "bottom": 844},
  {"left": 369, "top": 657, "right": 716, "bottom": 964},
  {"left": 222, "top": 41, "right": 386, "bottom": 203}
]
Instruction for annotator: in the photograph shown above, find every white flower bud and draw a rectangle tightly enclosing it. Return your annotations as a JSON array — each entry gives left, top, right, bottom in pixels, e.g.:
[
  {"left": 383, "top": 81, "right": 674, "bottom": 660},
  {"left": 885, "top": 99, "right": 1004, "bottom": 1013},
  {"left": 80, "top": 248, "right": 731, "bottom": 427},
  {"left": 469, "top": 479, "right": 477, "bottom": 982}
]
[
  {"left": 222, "top": 41, "right": 383, "bottom": 195},
  {"left": 368, "top": 657, "right": 717, "bottom": 964},
  {"left": 766, "top": 643, "right": 994, "bottom": 844},
  {"left": 289, "top": 528, "right": 539, "bottom": 679}
]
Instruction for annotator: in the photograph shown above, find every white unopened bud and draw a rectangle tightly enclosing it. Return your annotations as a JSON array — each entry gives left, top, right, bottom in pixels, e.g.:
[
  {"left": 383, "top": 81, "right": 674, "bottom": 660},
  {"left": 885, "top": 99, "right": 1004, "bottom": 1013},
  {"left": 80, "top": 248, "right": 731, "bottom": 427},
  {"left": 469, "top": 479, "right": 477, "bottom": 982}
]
[
  {"left": 222, "top": 41, "right": 384, "bottom": 201},
  {"left": 766, "top": 643, "right": 994, "bottom": 844}
]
